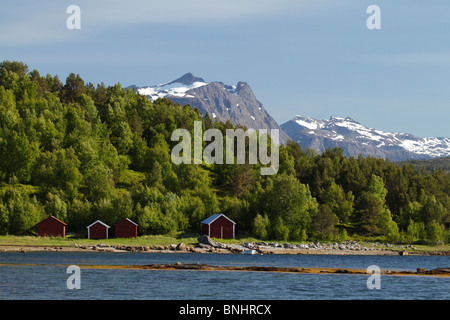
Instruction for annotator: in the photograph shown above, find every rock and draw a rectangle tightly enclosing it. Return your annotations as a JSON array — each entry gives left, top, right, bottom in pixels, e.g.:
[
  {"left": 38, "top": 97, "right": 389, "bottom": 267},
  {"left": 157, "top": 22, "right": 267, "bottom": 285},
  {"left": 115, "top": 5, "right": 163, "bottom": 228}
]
[
  {"left": 243, "top": 242, "right": 254, "bottom": 248},
  {"left": 215, "top": 242, "right": 227, "bottom": 249},
  {"left": 334, "top": 269, "right": 349, "bottom": 273},
  {"left": 197, "top": 235, "right": 216, "bottom": 247},
  {"left": 176, "top": 243, "right": 187, "bottom": 251}
]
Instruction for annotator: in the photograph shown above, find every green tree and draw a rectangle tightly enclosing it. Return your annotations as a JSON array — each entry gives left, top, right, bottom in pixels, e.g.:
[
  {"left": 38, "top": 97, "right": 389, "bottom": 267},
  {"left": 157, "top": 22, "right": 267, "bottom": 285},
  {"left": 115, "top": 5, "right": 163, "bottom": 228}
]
[
  {"left": 66, "top": 198, "right": 92, "bottom": 234},
  {"left": 44, "top": 192, "right": 68, "bottom": 221},
  {"left": 0, "top": 61, "right": 29, "bottom": 78},
  {"left": 261, "top": 174, "right": 318, "bottom": 240},
  {"left": 405, "top": 219, "right": 421, "bottom": 243},
  {"left": 0, "top": 86, "right": 20, "bottom": 129},
  {"left": 312, "top": 204, "right": 338, "bottom": 240},
  {"left": 0, "top": 200, "right": 9, "bottom": 234},
  {"left": 426, "top": 220, "right": 444, "bottom": 244},
  {"left": 83, "top": 163, "right": 115, "bottom": 204},
  {"left": 356, "top": 191, "right": 383, "bottom": 235},
  {"left": 2, "top": 184, "right": 42, "bottom": 235},
  {"left": 61, "top": 73, "right": 86, "bottom": 103},
  {"left": 252, "top": 213, "right": 270, "bottom": 239},
  {"left": 321, "top": 179, "right": 354, "bottom": 224},
  {"left": 271, "top": 216, "right": 289, "bottom": 241},
  {"left": 0, "top": 130, "right": 39, "bottom": 182}
]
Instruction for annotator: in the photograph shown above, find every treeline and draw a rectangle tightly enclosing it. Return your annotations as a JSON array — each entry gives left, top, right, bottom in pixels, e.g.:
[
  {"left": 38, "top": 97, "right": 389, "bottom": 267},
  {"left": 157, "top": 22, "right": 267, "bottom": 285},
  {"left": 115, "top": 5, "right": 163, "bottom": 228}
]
[
  {"left": 0, "top": 61, "right": 449, "bottom": 244},
  {"left": 398, "top": 157, "right": 450, "bottom": 174}
]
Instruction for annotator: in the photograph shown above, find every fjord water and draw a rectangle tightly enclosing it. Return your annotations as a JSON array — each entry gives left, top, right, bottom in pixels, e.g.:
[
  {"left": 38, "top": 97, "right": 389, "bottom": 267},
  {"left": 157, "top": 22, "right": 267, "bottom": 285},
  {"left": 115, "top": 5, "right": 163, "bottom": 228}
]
[{"left": 0, "top": 252, "right": 448, "bottom": 300}]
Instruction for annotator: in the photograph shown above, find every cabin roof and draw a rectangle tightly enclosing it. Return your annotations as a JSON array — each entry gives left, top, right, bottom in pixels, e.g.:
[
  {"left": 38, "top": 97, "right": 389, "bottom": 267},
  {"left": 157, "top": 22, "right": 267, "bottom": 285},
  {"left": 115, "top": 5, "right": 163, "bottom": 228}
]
[
  {"left": 201, "top": 213, "right": 236, "bottom": 225},
  {"left": 86, "top": 220, "right": 110, "bottom": 229}
]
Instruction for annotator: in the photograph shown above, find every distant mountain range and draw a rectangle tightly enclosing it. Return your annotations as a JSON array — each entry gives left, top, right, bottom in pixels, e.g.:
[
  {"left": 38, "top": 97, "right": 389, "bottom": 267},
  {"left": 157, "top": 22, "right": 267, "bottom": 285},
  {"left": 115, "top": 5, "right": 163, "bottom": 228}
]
[
  {"left": 129, "top": 73, "right": 291, "bottom": 144},
  {"left": 281, "top": 115, "right": 450, "bottom": 161},
  {"left": 129, "top": 74, "right": 450, "bottom": 162}
]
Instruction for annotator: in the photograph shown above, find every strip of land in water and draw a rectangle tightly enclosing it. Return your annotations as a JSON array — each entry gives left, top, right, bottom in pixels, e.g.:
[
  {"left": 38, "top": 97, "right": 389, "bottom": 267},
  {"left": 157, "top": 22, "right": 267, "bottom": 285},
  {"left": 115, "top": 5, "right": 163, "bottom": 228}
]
[{"left": 1, "top": 262, "right": 449, "bottom": 277}]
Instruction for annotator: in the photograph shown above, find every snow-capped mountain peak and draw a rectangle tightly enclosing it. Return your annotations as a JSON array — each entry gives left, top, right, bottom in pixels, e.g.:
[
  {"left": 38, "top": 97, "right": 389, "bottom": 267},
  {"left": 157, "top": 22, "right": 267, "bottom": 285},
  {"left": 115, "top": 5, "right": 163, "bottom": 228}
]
[
  {"left": 282, "top": 115, "right": 450, "bottom": 161},
  {"left": 136, "top": 73, "right": 208, "bottom": 101},
  {"left": 128, "top": 74, "right": 291, "bottom": 143}
]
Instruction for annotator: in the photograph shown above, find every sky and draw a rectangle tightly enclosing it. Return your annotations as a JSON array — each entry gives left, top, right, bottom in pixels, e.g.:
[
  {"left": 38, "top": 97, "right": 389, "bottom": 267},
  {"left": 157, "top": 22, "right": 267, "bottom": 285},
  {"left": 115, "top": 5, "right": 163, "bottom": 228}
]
[{"left": 1, "top": 0, "right": 449, "bottom": 138}]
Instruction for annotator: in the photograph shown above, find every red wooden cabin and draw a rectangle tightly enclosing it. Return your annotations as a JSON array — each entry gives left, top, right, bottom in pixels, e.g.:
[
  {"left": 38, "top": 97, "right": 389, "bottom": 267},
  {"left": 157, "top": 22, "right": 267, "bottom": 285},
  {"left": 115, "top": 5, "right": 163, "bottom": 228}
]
[
  {"left": 87, "top": 220, "right": 110, "bottom": 239},
  {"left": 201, "top": 214, "right": 236, "bottom": 239},
  {"left": 115, "top": 218, "right": 138, "bottom": 238},
  {"left": 37, "top": 216, "right": 67, "bottom": 237}
]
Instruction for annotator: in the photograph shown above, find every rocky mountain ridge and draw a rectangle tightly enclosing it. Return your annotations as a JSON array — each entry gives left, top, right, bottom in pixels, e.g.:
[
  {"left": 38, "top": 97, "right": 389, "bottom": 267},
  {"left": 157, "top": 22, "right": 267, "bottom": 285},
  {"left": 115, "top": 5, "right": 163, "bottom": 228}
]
[
  {"left": 130, "top": 73, "right": 291, "bottom": 144},
  {"left": 281, "top": 115, "right": 450, "bottom": 161}
]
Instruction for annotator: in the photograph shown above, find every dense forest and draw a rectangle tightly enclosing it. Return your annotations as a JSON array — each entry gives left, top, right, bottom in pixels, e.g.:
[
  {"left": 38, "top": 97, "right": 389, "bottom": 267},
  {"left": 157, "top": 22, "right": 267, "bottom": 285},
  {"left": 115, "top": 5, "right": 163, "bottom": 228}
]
[
  {"left": 0, "top": 61, "right": 449, "bottom": 244},
  {"left": 398, "top": 157, "right": 450, "bottom": 174}
]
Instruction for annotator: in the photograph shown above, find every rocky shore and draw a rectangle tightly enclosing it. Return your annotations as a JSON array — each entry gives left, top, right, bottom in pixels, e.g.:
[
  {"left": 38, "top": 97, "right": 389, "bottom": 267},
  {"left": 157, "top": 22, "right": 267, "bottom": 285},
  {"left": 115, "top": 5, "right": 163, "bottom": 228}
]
[{"left": 1, "top": 236, "right": 448, "bottom": 255}]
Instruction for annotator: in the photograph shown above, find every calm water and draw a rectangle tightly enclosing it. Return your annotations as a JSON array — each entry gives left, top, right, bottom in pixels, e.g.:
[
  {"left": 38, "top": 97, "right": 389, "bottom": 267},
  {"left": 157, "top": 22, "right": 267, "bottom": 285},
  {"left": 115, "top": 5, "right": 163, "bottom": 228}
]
[{"left": 0, "top": 251, "right": 449, "bottom": 300}]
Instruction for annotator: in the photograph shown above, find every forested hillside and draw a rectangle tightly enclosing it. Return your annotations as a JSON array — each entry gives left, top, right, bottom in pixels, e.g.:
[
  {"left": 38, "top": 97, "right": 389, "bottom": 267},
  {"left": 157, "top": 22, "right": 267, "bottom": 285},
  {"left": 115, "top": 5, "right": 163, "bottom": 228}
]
[
  {"left": 397, "top": 157, "right": 450, "bottom": 173},
  {"left": 0, "top": 61, "right": 449, "bottom": 244}
]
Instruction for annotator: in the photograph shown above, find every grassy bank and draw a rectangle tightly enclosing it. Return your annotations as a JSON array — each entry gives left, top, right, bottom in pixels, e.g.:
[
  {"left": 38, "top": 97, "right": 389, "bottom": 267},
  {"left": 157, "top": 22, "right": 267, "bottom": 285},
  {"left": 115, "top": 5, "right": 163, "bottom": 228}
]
[
  {"left": 0, "top": 234, "right": 448, "bottom": 254},
  {"left": 0, "top": 234, "right": 198, "bottom": 248},
  {"left": 0, "top": 234, "right": 259, "bottom": 248}
]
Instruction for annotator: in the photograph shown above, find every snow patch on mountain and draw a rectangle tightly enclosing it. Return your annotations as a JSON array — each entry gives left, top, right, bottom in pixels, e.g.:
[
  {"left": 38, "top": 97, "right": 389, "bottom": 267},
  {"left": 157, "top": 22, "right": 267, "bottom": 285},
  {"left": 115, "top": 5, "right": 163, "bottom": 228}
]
[
  {"left": 281, "top": 115, "right": 450, "bottom": 161},
  {"left": 137, "top": 74, "right": 208, "bottom": 101}
]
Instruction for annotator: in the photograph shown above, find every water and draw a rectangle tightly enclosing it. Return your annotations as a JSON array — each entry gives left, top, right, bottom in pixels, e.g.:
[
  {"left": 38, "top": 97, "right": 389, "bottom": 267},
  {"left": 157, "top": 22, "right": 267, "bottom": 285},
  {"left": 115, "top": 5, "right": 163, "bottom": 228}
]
[{"left": 0, "top": 251, "right": 449, "bottom": 300}]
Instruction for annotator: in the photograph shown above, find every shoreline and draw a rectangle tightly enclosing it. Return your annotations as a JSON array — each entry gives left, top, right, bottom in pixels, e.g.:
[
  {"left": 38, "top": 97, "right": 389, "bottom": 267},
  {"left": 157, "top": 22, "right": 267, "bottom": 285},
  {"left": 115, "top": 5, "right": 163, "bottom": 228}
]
[{"left": 0, "top": 244, "right": 448, "bottom": 256}]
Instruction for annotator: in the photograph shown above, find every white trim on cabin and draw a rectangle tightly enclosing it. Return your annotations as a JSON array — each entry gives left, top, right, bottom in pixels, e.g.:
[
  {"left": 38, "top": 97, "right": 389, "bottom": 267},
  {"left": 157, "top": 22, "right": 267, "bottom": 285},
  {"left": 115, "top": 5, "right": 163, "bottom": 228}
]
[
  {"left": 122, "top": 218, "right": 138, "bottom": 226},
  {"left": 86, "top": 220, "right": 111, "bottom": 239}
]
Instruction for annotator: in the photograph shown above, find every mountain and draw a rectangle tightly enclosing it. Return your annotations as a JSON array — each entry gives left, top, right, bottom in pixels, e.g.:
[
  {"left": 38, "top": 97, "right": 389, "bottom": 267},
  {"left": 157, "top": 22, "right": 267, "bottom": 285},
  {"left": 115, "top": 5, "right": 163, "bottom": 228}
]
[
  {"left": 281, "top": 115, "right": 450, "bottom": 161},
  {"left": 130, "top": 73, "right": 291, "bottom": 144}
]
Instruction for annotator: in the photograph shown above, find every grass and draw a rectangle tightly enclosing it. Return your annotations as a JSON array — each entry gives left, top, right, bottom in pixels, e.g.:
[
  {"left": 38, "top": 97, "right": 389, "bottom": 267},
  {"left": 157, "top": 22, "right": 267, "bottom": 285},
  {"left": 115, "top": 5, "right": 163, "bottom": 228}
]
[
  {"left": 0, "top": 234, "right": 448, "bottom": 253},
  {"left": 0, "top": 234, "right": 261, "bottom": 248},
  {"left": 0, "top": 234, "right": 199, "bottom": 248}
]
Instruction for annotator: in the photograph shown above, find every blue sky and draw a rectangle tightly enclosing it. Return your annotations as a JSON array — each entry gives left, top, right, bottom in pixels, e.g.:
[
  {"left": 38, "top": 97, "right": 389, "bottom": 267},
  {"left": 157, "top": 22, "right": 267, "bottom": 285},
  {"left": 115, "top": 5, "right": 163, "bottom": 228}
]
[{"left": 1, "top": 1, "right": 449, "bottom": 138}]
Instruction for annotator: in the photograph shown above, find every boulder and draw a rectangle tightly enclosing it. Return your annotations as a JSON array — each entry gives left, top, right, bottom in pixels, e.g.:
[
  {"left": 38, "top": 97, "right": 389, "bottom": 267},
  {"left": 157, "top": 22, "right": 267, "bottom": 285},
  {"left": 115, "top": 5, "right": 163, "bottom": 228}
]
[
  {"left": 197, "top": 235, "right": 216, "bottom": 247},
  {"left": 176, "top": 242, "right": 187, "bottom": 251}
]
